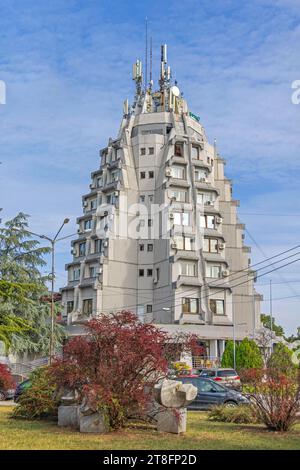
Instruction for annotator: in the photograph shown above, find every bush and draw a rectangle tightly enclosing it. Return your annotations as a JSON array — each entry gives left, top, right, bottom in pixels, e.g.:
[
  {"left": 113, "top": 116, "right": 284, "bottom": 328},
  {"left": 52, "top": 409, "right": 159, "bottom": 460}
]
[
  {"left": 245, "top": 368, "right": 300, "bottom": 432},
  {"left": 267, "top": 343, "right": 297, "bottom": 378},
  {"left": 221, "top": 338, "right": 263, "bottom": 370},
  {"left": 0, "top": 363, "right": 14, "bottom": 390},
  {"left": 12, "top": 366, "right": 58, "bottom": 420},
  {"left": 49, "top": 311, "right": 199, "bottom": 430},
  {"left": 208, "top": 404, "right": 255, "bottom": 424}
]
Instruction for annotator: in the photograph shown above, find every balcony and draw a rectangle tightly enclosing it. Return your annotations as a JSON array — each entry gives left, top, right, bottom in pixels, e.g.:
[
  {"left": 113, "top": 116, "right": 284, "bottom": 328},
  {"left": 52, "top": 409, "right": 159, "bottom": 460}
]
[{"left": 176, "top": 276, "right": 202, "bottom": 288}]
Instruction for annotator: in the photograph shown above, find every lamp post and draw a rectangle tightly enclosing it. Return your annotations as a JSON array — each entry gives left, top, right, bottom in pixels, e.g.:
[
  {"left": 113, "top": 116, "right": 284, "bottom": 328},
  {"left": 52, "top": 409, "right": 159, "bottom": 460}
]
[
  {"left": 12, "top": 219, "right": 70, "bottom": 363},
  {"left": 39, "top": 219, "right": 70, "bottom": 363},
  {"left": 233, "top": 318, "right": 247, "bottom": 370}
]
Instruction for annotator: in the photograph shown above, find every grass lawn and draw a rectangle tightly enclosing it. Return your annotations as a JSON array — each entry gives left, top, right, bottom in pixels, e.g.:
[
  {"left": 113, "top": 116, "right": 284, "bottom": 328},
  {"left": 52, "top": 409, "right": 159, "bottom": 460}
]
[{"left": 0, "top": 406, "right": 300, "bottom": 450}]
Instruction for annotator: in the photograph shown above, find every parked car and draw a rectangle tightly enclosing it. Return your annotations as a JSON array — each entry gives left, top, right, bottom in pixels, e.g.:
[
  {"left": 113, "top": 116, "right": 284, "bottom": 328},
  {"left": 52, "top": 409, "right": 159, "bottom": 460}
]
[
  {"left": 177, "top": 368, "right": 199, "bottom": 378},
  {"left": 179, "top": 377, "right": 248, "bottom": 410},
  {"left": 0, "top": 388, "right": 15, "bottom": 401},
  {"left": 199, "top": 368, "right": 241, "bottom": 389},
  {"left": 14, "top": 379, "right": 31, "bottom": 402}
]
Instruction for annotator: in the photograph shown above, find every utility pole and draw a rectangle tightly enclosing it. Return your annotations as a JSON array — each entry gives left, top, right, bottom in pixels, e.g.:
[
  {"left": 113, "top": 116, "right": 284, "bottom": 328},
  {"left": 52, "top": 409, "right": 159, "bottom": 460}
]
[{"left": 270, "top": 279, "right": 273, "bottom": 353}]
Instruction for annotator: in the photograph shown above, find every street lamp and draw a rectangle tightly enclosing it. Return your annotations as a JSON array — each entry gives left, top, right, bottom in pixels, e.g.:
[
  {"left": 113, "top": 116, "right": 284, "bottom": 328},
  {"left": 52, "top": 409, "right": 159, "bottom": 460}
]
[
  {"left": 233, "top": 317, "right": 247, "bottom": 370},
  {"left": 12, "top": 219, "right": 70, "bottom": 364},
  {"left": 39, "top": 219, "right": 70, "bottom": 363}
]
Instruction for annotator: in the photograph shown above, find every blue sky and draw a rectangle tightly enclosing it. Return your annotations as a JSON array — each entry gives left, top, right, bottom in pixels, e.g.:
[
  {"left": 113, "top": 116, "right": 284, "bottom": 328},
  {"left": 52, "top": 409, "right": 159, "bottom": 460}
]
[{"left": 0, "top": 0, "right": 300, "bottom": 334}]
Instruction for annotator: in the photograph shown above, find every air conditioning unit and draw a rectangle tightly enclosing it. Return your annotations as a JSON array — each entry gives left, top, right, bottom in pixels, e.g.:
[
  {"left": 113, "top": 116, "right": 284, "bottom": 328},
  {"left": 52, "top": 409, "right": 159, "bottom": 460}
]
[
  {"left": 222, "top": 269, "right": 229, "bottom": 277},
  {"left": 216, "top": 216, "right": 223, "bottom": 224},
  {"left": 153, "top": 278, "right": 158, "bottom": 284},
  {"left": 98, "top": 268, "right": 103, "bottom": 275},
  {"left": 169, "top": 212, "right": 174, "bottom": 219},
  {"left": 114, "top": 191, "right": 119, "bottom": 197},
  {"left": 218, "top": 242, "right": 225, "bottom": 251},
  {"left": 103, "top": 241, "right": 108, "bottom": 248},
  {"left": 165, "top": 168, "right": 172, "bottom": 177},
  {"left": 171, "top": 242, "right": 177, "bottom": 249}
]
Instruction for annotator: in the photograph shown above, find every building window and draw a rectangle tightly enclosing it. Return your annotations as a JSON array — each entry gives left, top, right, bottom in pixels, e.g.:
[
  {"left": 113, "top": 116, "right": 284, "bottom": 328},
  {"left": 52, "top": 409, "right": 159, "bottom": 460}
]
[
  {"left": 200, "top": 215, "right": 216, "bottom": 229},
  {"left": 210, "top": 299, "right": 225, "bottom": 315},
  {"left": 94, "top": 239, "right": 102, "bottom": 253},
  {"left": 84, "top": 219, "right": 92, "bottom": 230},
  {"left": 88, "top": 266, "right": 96, "bottom": 278},
  {"left": 175, "top": 236, "right": 194, "bottom": 251},
  {"left": 139, "top": 195, "right": 145, "bottom": 203},
  {"left": 148, "top": 147, "right": 154, "bottom": 155},
  {"left": 67, "top": 301, "right": 74, "bottom": 313},
  {"left": 180, "top": 262, "right": 196, "bottom": 277},
  {"left": 140, "top": 171, "right": 146, "bottom": 179},
  {"left": 97, "top": 176, "right": 103, "bottom": 187},
  {"left": 170, "top": 189, "right": 187, "bottom": 202},
  {"left": 146, "top": 304, "right": 153, "bottom": 313},
  {"left": 171, "top": 165, "right": 185, "bottom": 179},
  {"left": 90, "top": 199, "right": 97, "bottom": 210},
  {"left": 156, "top": 268, "right": 160, "bottom": 282},
  {"left": 147, "top": 243, "right": 153, "bottom": 252},
  {"left": 191, "top": 145, "right": 200, "bottom": 159},
  {"left": 73, "top": 268, "right": 80, "bottom": 281},
  {"left": 139, "top": 269, "right": 144, "bottom": 277},
  {"left": 79, "top": 242, "right": 86, "bottom": 256},
  {"left": 148, "top": 194, "right": 154, "bottom": 202},
  {"left": 111, "top": 170, "right": 119, "bottom": 182},
  {"left": 197, "top": 192, "right": 215, "bottom": 205},
  {"left": 203, "top": 238, "right": 218, "bottom": 253},
  {"left": 82, "top": 299, "right": 93, "bottom": 315},
  {"left": 206, "top": 264, "right": 222, "bottom": 278},
  {"left": 174, "top": 212, "right": 190, "bottom": 226},
  {"left": 174, "top": 142, "right": 184, "bottom": 157},
  {"left": 149, "top": 171, "right": 154, "bottom": 179},
  {"left": 147, "top": 269, "right": 153, "bottom": 277},
  {"left": 195, "top": 169, "right": 207, "bottom": 181},
  {"left": 140, "top": 148, "right": 146, "bottom": 156},
  {"left": 182, "top": 298, "right": 199, "bottom": 314},
  {"left": 139, "top": 244, "right": 145, "bottom": 251},
  {"left": 148, "top": 219, "right": 153, "bottom": 227}
]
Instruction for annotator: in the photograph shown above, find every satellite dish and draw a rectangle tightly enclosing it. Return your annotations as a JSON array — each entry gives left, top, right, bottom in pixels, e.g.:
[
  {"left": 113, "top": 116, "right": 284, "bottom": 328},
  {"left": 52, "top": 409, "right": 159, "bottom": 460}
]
[{"left": 170, "top": 85, "right": 180, "bottom": 97}]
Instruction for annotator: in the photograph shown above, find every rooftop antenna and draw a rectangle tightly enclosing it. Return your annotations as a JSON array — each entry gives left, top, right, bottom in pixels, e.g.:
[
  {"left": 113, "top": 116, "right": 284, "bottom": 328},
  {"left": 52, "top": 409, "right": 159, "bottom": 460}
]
[
  {"left": 214, "top": 139, "right": 217, "bottom": 157},
  {"left": 145, "top": 17, "right": 148, "bottom": 92},
  {"left": 149, "top": 36, "right": 153, "bottom": 89}
]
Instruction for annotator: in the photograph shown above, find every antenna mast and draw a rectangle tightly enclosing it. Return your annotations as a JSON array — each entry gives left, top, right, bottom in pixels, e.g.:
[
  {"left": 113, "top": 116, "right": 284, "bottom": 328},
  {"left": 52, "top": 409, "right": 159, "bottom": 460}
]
[
  {"left": 145, "top": 17, "right": 148, "bottom": 91},
  {"left": 149, "top": 36, "right": 153, "bottom": 89}
]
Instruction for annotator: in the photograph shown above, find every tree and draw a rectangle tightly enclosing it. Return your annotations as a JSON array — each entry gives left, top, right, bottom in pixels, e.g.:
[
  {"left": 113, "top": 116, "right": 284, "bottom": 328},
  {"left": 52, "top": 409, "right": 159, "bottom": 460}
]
[
  {"left": 0, "top": 213, "right": 65, "bottom": 354},
  {"left": 236, "top": 338, "right": 263, "bottom": 369},
  {"left": 267, "top": 342, "right": 297, "bottom": 378},
  {"left": 221, "top": 340, "right": 235, "bottom": 368},
  {"left": 261, "top": 314, "right": 284, "bottom": 337},
  {"left": 221, "top": 338, "right": 263, "bottom": 370},
  {"left": 255, "top": 328, "right": 274, "bottom": 366},
  {"left": 0, "top": 363, "right": 15, "bottom": 391},
  {"left": 49, "top": 311, "right": 199, "bottom": 430}
]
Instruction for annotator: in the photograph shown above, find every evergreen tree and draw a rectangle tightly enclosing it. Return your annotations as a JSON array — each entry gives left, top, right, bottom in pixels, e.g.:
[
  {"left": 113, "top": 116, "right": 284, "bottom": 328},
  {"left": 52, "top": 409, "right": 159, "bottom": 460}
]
[
  {"left": 0, "top": 213, "right": 65, "bottom": 355},
  {"left": 267, "top": 342, "right": 297, "bottom": 377},
  {"left": 221, "top": 340, "right": 235, "bottom": 368},
  {"left": 236, "top": 337, "right": 263, "bottom": 369}
]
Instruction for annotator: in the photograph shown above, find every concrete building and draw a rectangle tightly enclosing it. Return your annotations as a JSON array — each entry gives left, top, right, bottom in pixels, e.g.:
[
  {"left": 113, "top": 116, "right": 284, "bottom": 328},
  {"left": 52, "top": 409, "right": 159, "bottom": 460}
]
[{"left": 61, "top": 45, "right": 262, "bottom": 364}]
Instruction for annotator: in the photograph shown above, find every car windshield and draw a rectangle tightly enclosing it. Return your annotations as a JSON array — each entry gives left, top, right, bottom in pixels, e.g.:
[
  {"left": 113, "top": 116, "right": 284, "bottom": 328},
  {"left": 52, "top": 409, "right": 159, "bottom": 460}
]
[{"left": 217, "top": 370, "right": 237, "bottom": 377}]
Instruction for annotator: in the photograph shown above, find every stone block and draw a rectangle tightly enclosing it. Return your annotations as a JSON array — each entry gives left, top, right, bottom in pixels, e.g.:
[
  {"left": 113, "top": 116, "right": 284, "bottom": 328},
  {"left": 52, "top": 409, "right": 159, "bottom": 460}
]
[
  {"left": 58, "top": 405, "right": 79, "bottom": 429},
  {"left": 79, "top": 412, "right": 109, "bottom": 433},
  {"left": 157, "top": 407, "right": 187, "bottom": 434}
]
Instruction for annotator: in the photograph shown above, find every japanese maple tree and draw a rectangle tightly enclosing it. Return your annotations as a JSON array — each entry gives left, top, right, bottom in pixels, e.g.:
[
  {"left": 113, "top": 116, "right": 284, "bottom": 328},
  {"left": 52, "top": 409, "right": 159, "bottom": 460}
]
[{"left": 50, "top": 310, "right": 199, "bottom": 429}]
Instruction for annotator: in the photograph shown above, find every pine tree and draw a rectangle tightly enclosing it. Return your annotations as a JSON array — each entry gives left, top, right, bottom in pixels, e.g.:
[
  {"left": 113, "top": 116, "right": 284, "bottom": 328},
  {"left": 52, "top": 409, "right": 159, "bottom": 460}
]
[
  {"left": 221, "top": 340, "right": 235, "bottom": 368},
  {"left": 236, "top": 337, "right": 263, "bottom": 369}
]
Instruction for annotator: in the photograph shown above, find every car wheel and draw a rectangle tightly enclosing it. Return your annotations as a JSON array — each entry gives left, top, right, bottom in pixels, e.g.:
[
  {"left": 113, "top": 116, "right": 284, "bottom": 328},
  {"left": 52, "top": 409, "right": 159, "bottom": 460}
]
[
  {"left": 0, "top": 391, "right": 6, "bottom": 401},
  {"left": 224, "top": 400, "right": 238, "bottom": 407}
]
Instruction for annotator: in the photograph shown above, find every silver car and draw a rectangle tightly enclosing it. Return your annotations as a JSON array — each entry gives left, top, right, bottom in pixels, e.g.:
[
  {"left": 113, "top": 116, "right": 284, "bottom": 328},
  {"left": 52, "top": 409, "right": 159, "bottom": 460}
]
[{"left": 199, "top": 368, "right": 241, "bottom": 389}]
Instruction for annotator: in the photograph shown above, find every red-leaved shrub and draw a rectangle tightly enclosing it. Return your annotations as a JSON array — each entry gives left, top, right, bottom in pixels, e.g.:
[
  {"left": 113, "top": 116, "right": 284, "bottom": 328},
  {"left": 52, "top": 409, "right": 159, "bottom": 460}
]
[
  {"left": 0, "top": 363, "right": 14, "bottom": 390},
  {"left": 243, "top": 368, "right": 300, "bottom": 432},
  {"left": 49, "top": 311, "right": 199, "bottom": 429}
]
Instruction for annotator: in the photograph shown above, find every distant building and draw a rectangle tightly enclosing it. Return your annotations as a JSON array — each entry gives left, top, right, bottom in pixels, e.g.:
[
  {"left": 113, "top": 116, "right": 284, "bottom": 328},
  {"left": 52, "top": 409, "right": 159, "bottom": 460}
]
[{"left": 61, "top": 45, "right": 262, "bottom": 364}]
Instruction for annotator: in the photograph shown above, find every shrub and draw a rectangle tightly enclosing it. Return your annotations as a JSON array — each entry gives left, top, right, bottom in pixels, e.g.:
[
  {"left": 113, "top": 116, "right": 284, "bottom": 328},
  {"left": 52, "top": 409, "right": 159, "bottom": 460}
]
[
  {"left": 12, "top": 366, "right": 58, "bottom": 420},
  {"left": 267, "top": 343, "right": 297, "bottom": 378},
  {"left": 49, "top": 311, "right": 199, "bottom": 430},
  {"left": 245, "top": 368, "right": 300, "bottom": 432},
  {"left": 208, "top": 404, "right": 255, "bottom": 424},
  {"left": 0, "top": 363, "right": 15, "bottom": 390},
  {"left": 221, "top": 338, "right": 263, "bottom": 370}
]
